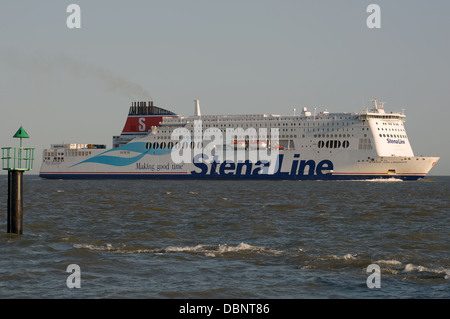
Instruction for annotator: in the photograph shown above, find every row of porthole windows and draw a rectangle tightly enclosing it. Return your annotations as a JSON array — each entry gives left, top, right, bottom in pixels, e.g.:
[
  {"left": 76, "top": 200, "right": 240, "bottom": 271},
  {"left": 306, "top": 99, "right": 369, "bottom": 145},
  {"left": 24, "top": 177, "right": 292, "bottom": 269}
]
[
  {"left": 314, "top": 133, "right": 351, "bottom": 138},
  {"left": 147, "top": 139, "right": 357, "bottom": 150},
  {"left": 379, "top": 134, "right": 407, "bottom": 138},
  {"left": 318, "top": 140, "right": 350, "bottom": 149},
  {"left": 145, "top": 141, "right": 205, "bottom": 150}
]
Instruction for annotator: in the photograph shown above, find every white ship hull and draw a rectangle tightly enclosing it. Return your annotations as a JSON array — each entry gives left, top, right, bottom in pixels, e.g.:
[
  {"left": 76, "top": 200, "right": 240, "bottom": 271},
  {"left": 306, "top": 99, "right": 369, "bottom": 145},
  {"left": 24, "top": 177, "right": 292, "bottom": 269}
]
[{"left": 39, "top": 146, "right": 439, "bottom": 180}]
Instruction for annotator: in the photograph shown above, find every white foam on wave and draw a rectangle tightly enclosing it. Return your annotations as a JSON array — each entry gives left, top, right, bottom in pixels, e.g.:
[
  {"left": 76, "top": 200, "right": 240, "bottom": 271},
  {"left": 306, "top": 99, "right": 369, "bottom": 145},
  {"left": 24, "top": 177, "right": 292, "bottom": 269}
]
[
  {"left": 330, "top": 253, "right": 357, "bottom": 261},
  {"left": 74, "top": 242, "right": 283, "bottom": 257},
  {"left": 403, "top": 263, "right": 450, "bottom": 279},
  {"left": 370, "top": 259, "right": 404, "bottom": 274},
  {"left": 375, "top": 259, "right": 403, "bottom": 266},
  {"left": 164, "top": 242, "right": 283, "bottom": 257},
  {"left": 73, "top": 243, "right": 154, "bottom": 254},
  {"left": 218, "top": 242, "right": 284, "bottom": 254},
  {"left": 342, "top": 253, "right": 357, "bottom": 260},
  {"left": 73, "top": 243, "right": 116, "bottom": 251},
  {"left": 164, "top": 244, "right": 206, "bottom": 253},
  {"left": 328, "top": 178, "right": 404, "bottom": 183},
  {"left": 316, "top": 253, "right": 358, "bottom": 262},
  {"left": 362, "top": 178, "right": 403, "bottom": 182}
]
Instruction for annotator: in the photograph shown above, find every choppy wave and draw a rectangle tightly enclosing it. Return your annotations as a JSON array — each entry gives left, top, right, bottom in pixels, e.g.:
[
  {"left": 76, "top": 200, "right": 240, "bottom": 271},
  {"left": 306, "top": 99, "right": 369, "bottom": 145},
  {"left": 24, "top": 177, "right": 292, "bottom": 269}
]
[
  {"left": 371, "top": 260, "right": 449, "bottom": 279},
  {"left": 73, "top": 242, "right": 284, "bottom": 257},
  {"left": 403, "top": 263, "right": 450, "bottom": 279},
  {"left": 374, "top": 259, "right": 403, "bottom": 266},
  {"left": 74, "top": 242, "right": 450, "bottom": 281}
]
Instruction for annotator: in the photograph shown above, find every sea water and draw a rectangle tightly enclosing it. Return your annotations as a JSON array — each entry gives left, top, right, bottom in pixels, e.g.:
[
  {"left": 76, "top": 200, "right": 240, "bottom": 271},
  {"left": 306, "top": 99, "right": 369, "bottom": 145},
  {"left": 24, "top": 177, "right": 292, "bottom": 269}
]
[{"left": 0, "top": 176, "right": 448, "bottom": 299}]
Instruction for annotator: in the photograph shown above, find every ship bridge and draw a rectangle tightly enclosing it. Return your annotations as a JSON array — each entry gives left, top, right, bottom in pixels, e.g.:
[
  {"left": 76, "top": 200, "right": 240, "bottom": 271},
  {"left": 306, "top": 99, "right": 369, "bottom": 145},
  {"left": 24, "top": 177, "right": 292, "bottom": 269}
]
[{"left": 359, "top": 99, "right": 406, "bottom": 121}]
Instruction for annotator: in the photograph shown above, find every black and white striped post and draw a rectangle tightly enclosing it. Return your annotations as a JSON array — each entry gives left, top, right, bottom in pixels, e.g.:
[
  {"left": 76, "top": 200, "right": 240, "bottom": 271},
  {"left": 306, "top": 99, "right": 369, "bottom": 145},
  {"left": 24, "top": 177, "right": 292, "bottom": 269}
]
[{"left": 2, "top": 126, "right": 34, "bottom": 235}]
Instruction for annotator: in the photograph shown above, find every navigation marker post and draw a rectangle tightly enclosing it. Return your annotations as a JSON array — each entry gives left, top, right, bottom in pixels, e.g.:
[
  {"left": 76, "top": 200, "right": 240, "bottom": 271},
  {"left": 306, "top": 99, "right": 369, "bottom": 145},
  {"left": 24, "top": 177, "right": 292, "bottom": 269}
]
[{"left": 1, "top": 127, "right": 34, "bottom": 234}]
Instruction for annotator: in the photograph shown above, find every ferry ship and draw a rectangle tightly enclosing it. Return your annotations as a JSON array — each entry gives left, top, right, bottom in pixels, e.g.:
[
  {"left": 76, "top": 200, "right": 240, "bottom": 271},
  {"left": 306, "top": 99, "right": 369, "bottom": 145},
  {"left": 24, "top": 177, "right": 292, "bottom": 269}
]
[{"left": 39, "top": 99, "right": 439, "bottom": 180}]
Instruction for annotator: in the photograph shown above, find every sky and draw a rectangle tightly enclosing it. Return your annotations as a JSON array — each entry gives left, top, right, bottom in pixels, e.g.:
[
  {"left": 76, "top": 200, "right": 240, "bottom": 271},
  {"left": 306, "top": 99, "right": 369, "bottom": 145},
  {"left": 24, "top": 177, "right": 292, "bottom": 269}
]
[{"left": 1, "top": 0, "right": 449, "bottom": 175}]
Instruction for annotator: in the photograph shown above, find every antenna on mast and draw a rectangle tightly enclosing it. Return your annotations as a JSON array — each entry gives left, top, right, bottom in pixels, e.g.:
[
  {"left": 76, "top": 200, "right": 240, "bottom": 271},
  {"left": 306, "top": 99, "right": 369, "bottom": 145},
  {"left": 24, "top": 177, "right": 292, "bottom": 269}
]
[{"left": 371, "top": 98, "right": 378, "bottom": 110}]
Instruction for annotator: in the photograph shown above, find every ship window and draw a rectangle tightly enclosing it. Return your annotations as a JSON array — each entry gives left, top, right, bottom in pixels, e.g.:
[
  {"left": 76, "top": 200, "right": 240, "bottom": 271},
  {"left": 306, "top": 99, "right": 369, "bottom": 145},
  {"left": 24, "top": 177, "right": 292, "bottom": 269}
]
[
  {"left": 358, "top": 138, "right": 373, "bottom": 150},
  {"left": 153, "top": 142, "right": 159, "bottom": 149},
  {"left": 160, "top": 142, "right": 166, "bottom": 149}
]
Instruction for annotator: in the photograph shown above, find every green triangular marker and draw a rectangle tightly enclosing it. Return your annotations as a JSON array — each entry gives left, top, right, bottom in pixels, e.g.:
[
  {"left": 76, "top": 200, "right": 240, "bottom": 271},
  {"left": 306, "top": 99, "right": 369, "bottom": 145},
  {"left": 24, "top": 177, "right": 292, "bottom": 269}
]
[{"left": 13, "top": 126, "right": 30, "bottom": 139}]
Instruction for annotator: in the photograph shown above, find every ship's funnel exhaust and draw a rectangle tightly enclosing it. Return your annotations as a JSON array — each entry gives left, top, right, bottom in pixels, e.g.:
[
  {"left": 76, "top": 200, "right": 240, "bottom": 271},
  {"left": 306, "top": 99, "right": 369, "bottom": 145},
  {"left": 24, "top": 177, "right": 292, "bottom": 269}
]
[{"left": 194, "top": 99, "right": 201, "bottom": 116}]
